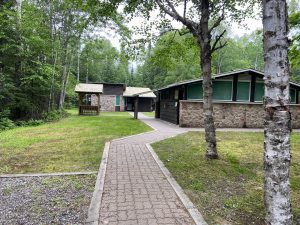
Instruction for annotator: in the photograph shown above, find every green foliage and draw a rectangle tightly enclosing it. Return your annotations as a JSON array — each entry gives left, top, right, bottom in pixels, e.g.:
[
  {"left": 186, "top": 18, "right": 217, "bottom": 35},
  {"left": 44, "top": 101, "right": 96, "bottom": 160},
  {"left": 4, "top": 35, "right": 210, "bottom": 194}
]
[
  {"left": 0, "top": 0, "right": 128, "bottom": 121},
  {"left": 136, "top": 30, "right": 265, "bottom": 89},
  {"left": 43, "top": 110, "right": 69, "bottom": 122},
  {"left": 79, "top": 38, "right": 130, "bottom": 84},
  {"left": 289, "top": 9, "right": 300, "bottom": 82},
  {"left": 213, "top": 30, "right": 264, "bottom": 73},
  {"left": 0, "top": 118, "right": 15, "bottom": 131}
]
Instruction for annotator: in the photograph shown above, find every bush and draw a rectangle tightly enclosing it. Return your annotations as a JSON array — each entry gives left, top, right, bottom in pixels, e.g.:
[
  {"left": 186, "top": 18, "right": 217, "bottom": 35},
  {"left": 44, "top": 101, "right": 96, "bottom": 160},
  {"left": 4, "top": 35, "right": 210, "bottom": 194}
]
[
  {"left": 43, "top": 110, "right": 69, "bottom": 122},
  {"left": 0, "top": 118, "right": 15, "bottom": 131},
  {"left": 15, "top": 119, "right": 44, "bottom": 127},
  {"left": 0, "top": 110, "right": 70, "bottom": 132}
]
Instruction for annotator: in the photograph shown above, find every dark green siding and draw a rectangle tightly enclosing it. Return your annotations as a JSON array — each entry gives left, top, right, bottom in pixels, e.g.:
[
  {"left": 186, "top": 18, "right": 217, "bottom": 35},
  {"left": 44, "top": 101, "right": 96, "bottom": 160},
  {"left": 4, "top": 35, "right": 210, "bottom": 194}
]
[
  {"left": 187, "top": 83, "right": 203, "bottom": 99},
  {"left": 186, "top": 78, "right": 299, "bottom": 103},
  {"left": 237, "top": 82, "right": 250, "bottom": 101},
  {"left": 212, "top": 81, "right": 232, "bottom": 101},
  {"left": 255, "top": 82, "right": 264, "bottom": 102},
  {"left": 187, "top": 81, "right": 232, "bottom": 100}
]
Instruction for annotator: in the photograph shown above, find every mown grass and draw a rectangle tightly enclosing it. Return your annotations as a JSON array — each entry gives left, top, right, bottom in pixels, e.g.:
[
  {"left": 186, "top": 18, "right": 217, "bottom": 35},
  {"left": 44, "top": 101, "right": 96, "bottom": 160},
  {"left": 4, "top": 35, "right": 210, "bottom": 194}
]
[
  {"left": 0, "top": 109, "right": 151, "bottom": 174},
  {"left": 142, "top": 112, "right": 155, "bottom": 117},
  {"left": 152, "top": 132, "right": 300, "bottom": 225}
]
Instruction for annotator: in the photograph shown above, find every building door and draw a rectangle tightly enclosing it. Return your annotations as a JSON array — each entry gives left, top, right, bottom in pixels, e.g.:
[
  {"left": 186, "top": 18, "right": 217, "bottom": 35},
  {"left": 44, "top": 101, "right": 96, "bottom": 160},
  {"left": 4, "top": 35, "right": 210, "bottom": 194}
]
[{"left": 115, "top": 95, "right": 120, "bottom": 111}]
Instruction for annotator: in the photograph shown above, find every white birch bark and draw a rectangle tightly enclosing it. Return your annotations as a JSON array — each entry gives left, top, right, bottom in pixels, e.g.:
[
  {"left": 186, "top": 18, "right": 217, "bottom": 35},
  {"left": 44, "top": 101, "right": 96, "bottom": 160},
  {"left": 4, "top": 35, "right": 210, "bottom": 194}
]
[{"left": 263, "top": 0, "right": 292, "bottom": 224}]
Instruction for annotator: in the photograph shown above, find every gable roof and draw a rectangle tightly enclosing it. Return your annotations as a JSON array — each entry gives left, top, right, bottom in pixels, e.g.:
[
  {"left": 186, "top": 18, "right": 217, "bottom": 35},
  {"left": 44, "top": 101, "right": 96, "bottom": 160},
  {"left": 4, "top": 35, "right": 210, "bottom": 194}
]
[
  {"left": 75, "top": 83, "right": 103, "bottom": 93},
  {"left": 123, "top": 87, "right": 156, "bottom": 98},
  {"left": 158, "top": 69, "right": 300, "bottom": 91}
]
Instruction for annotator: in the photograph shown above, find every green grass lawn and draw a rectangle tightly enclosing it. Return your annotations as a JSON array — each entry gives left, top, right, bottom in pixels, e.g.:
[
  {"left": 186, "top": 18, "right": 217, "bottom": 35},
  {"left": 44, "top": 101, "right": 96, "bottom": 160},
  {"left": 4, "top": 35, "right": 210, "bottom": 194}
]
[
  {"left": 142, "top": 112, "right": 155, "bottom": 117},
  {"left": 0, "top": 109, "right": 151, "bottom": 174},
  {"left": 152, "top": 132, "right": 300, "bottom": 225}
]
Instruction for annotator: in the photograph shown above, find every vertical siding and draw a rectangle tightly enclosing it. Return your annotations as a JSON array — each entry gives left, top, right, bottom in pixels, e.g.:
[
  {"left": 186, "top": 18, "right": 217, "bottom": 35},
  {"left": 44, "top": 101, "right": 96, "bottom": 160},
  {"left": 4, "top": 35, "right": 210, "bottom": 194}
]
[{"left": 160, "top": 100, "right": 178, "bottom": 124}]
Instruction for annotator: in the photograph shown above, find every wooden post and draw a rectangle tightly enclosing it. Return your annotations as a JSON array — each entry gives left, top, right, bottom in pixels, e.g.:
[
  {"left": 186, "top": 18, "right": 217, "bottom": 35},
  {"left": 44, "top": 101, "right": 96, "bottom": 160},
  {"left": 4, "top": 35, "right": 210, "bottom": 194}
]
[
  {"left": 250, "top": 74, "right": 256, "bottom": 102},
  {"left": 232, "top": 75, "right": 238, "bottom": 101},
  {"left": 134, "top": 96, "right": 139, "bottom": 119},
  {"left": 97, "top": 93, "right": 100, "bottom": 115},
  {"left": 78, "top": 93, "right": 83, "bottom": 115}
]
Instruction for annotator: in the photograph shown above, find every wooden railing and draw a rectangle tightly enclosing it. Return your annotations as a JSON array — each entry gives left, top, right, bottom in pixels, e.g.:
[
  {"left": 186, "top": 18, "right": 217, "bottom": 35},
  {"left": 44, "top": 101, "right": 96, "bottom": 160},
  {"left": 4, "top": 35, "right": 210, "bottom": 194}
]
[{"left": 79, "top": 105, "right": 99, "bottom": 115}]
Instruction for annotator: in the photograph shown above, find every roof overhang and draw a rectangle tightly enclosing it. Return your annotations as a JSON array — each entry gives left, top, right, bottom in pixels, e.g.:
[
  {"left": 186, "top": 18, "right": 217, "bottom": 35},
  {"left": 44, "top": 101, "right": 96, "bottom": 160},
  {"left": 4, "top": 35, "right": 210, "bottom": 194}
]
[
  {"left": 124, "top": 87, "right": 156, "bottom": 98},
  {"left": 75, "top": 83, "right": 103, "bottom": 94}
]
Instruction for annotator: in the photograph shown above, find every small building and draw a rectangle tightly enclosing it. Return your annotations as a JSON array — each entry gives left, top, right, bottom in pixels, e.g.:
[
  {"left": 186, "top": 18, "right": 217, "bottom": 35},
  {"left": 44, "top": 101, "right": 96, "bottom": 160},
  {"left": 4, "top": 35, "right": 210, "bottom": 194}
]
[
  {"left": 155, "top": 69, "right": 300, "bottom": 128},
  {"left": 75, "top": 83, "right": 156, "bottom": 115}
]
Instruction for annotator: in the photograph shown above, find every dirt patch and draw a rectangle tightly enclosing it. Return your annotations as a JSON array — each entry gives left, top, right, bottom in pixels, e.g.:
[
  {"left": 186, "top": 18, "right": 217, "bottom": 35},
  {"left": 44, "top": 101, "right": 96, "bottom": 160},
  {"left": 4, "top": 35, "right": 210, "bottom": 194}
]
[{"left": 0, "top": 174, "right": 96, "bottom": 224}]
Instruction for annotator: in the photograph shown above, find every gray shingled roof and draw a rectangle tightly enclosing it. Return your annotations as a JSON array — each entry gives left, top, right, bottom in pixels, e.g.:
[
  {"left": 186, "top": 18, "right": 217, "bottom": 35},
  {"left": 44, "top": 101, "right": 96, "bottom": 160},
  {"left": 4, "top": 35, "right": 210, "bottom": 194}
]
[
  {"left": 123, "top": 87, "right": 156, "bottom": 98},
  {"left": 75, "top": 83, "right": 103, "bottom": 93}
]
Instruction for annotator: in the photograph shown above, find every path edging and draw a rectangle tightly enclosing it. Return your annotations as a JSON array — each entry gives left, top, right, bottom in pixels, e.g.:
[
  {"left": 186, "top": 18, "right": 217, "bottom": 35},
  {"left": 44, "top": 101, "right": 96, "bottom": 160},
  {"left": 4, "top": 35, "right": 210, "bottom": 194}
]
[
  {"left": 86, "top": 142, "right": 110, "bottom": 225},
  {"left": 146, "top": 143, "right": 208, "bottom": 225},
  {"left": 0, "top": 171, "right": 97, "bottom": 178}
]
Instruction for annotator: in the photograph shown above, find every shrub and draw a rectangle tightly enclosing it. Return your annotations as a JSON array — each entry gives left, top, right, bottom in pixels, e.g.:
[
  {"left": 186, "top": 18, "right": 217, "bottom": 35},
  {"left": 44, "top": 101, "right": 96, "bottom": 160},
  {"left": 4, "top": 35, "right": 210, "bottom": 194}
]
[
  {"left": 0, "top": 118, "right": 15, "bottom": 131},
  {"left": 43, "top": 110, "right": 69, "bottom": 122}
]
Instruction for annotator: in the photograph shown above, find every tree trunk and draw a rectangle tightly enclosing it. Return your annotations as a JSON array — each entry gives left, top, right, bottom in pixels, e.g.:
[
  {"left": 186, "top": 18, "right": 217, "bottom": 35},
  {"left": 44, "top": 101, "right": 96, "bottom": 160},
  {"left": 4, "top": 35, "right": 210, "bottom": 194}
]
[
  {"left": 58, "top": 46, "right": 69, "bottom": 110},
  {"left": 263, "top": 0, "right": 292, "bottom": 224},
  {"left": 198, "top": 0, "right": 218, "bottom": 159},
  {"left": 77, "top": 47, "right": 80, "bottom": 81}
]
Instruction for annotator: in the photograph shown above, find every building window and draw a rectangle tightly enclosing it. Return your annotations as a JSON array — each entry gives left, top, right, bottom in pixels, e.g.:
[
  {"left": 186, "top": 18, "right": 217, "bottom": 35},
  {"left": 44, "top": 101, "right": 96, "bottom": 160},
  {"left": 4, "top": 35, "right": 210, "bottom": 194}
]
[
  {"left": 255, "top": 82, "right": 264, "bottom": 102},
  {"left": 212, "top": 80, "right": 232, "bottom": 101},
  {"left": 290, "top": 88, "right": 296, "bottom": 103},
  {"left": 116, "top": 95, "right": 120, "bottom": 106},
  {"left": 187, "top": 83, "right": 203, "bottom": 100},
  {"left": 237, "top": 81, "right": 250, "bottom": 101},
  {"left": 174, "top": 89, "right": 179, "bottom": 100}
]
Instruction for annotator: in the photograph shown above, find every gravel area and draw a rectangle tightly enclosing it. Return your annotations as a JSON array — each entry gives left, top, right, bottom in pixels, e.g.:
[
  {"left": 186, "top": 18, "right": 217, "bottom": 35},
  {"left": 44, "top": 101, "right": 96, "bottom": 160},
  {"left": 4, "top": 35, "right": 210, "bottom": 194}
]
[{"left": 0, "top": 174, "right": 96, "bottom": 225}]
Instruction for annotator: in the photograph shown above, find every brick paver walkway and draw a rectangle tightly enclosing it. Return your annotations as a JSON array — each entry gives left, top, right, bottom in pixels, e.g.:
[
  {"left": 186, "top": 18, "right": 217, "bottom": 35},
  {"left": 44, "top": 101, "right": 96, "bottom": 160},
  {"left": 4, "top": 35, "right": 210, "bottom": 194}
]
[{"left": 98, "top": 114, "right": 197, "bottom": 225}]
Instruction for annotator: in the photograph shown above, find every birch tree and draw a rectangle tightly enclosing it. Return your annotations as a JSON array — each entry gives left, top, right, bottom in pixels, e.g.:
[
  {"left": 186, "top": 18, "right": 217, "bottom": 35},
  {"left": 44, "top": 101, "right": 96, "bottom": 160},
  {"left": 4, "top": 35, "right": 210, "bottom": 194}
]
[{"left": 263, "top": 0, "right": 293, "bottom": 224}]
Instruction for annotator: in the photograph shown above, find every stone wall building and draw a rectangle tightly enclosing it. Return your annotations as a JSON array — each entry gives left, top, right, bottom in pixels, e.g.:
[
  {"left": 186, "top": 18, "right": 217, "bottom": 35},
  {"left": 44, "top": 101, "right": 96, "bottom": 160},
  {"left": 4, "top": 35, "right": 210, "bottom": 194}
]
[
  {"left": 75, "top": 83, "right": 156, "bottom": 114},
  {"left": 155, "top": 69, "right": 300, "bottom": 128}
]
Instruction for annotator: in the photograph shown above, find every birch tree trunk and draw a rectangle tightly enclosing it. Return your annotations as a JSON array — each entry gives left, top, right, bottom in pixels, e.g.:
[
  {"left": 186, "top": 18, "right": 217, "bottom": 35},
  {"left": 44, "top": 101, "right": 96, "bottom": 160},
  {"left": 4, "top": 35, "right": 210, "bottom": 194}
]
[
  {"left": 263, "top": 0, "right": 292, "bottom": 224},
  {"left": 58, "top": 46, "right": 69, "bottom": 110}
]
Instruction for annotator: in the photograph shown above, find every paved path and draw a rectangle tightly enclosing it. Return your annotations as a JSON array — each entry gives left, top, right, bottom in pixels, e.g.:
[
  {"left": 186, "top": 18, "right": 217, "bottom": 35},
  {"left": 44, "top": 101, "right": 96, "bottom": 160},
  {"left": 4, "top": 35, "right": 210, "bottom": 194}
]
[
  {"left": 98, "top": 114, "right": 199, "bottom": 225},
  {"left": 95, "top": 114, "right": 273, "bottom": 225}
]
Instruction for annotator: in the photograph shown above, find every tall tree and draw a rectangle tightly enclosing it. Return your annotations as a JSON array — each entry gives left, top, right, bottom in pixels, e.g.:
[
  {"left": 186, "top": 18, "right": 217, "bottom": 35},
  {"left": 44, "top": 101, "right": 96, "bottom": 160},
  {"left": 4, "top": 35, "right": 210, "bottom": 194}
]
[
  {"left": 134, "top": 0, "right": 257, "bottom": 159},
  {"left": 263, "top": 0, "right": 293, "bottom": 224}
]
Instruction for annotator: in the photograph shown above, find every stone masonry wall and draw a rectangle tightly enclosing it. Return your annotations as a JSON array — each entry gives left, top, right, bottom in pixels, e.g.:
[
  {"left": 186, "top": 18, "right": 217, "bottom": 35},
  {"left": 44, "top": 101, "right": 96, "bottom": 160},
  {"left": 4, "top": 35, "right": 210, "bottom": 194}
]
[
  {"left": 91, "top": 94, "right": 99, "bottom": 106},
  {"left": 91, "top": 95, "right": 125, "bottom": 112},
  {"left": 179, "top": 100, "right": 300, "bottom": 128}
]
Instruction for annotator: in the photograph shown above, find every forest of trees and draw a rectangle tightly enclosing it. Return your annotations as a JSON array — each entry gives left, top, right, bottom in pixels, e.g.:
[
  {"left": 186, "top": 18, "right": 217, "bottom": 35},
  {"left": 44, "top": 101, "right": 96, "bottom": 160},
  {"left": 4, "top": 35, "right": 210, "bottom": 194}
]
[
  {"left": 0, "top": 0, "right": 299, "bottom": 125},
  {"left": 1, "top": 0, "right": 300, "bottom": 223},
  {"left": 0, "top": 0, "right": 129, "bottom": 125}
]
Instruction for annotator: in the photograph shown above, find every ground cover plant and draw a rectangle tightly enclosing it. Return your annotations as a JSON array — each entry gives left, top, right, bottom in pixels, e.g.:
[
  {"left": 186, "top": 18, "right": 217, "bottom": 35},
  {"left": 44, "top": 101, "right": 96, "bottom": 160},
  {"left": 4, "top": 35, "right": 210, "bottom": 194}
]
[
  {"left": 152, "top": 131, "right": 300, "bottom": 225},
  {"left": 0, "top": 110, "right": 151, "bottom": 174}
]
